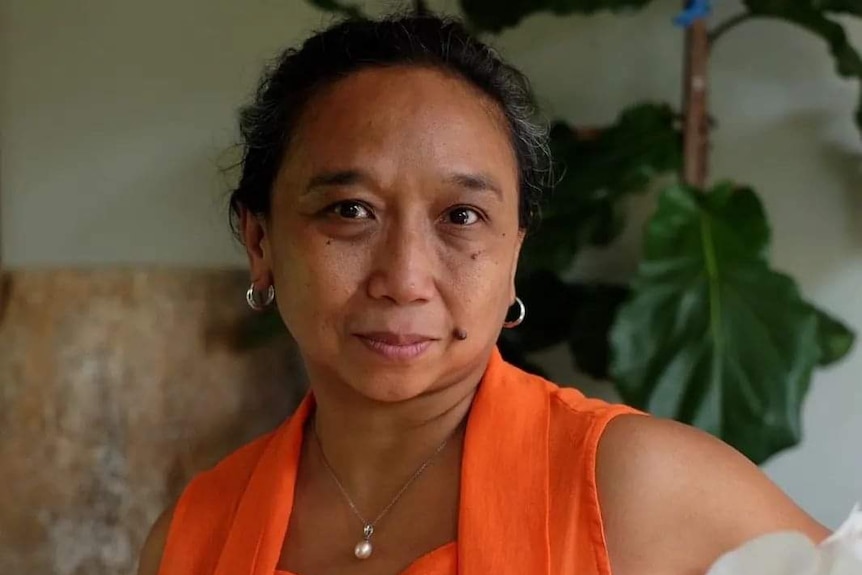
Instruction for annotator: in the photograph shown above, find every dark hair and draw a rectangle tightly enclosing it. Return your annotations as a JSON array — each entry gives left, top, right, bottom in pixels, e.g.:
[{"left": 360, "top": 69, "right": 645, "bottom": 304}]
[{"left": 228, "top": 13, "right": 550, "bottom": 236}]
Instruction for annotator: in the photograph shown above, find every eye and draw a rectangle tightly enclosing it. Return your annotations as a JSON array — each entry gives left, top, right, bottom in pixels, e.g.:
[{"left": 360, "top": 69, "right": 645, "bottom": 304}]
[
  {"left": 447, "top": 206, "right": 481, "bottom": 226},
  {"left": 329, "top": 201, "right": 372, "bottom": 220}
]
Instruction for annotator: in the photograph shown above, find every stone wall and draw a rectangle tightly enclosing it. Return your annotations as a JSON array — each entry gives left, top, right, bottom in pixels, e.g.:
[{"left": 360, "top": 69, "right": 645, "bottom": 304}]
[{"left": 0, "top": 269, "right": 306, "bottom": 574}]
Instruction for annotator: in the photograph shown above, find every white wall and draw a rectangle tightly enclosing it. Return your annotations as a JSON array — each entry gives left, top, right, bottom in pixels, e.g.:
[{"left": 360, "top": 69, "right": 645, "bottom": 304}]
[
  {"left": 2, "top": 0, "right": 860, "bottom": 527},
  {"left": 1, "top": 0, "right": 326, "bottom": 265}
]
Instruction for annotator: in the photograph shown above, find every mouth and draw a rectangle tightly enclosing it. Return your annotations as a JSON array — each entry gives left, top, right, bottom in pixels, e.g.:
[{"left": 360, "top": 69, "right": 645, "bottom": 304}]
[{"left": 354, "top": 332, "right": 436, "bottom": 360}]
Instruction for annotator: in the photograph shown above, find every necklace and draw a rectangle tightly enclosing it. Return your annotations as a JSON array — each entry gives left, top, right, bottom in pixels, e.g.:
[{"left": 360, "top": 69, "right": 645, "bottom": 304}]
[{"left": 311, "top": 422, "right": 452, "bottom": 560}]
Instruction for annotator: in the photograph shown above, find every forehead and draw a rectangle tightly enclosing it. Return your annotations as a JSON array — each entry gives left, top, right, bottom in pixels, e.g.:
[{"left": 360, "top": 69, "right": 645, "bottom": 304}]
[{"left": 284, "top": 65, "right": 518, "bottom": 185}]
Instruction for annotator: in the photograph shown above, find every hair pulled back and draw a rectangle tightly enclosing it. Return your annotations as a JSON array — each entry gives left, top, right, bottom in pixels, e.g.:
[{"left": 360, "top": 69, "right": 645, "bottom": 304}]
[{"left": 228, "top": 14, "right": 550, "bottom": 235}]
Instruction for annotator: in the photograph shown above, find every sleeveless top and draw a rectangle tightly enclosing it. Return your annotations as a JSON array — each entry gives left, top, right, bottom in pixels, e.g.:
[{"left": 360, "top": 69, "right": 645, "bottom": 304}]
[{"left": 157, "top": 348, "right": 642, "bottom": 575}]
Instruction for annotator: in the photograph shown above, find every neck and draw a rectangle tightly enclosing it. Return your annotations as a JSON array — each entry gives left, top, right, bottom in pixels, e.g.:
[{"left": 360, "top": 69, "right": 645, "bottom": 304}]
[{"left": 306, "top": 363, "right": 482, "bottom": 505}]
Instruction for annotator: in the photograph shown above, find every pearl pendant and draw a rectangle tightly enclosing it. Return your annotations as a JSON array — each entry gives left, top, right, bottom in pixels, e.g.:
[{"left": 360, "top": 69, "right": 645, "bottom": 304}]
[
  {"left": 354, "top": 539, "right": 373, "bottom": 559},
  {"left": 354, "top": 524, "right": 374, "bottom": 559}
]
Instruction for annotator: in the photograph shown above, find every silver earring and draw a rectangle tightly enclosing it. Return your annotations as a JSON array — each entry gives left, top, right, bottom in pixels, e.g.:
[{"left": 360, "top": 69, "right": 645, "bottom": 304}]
[
  {"left": 503, "top": 297, "right": 526, "bottom": 328},
  {"left": 246, "top": 283, "right": 275, "bottom": 311}
]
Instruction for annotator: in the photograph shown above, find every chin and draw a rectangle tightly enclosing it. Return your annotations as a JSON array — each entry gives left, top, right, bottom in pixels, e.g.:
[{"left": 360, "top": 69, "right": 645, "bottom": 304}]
[
  {"left": 343, "top": 340, "right": 443, "bottom": 402},
  {"left": 297, "top": 334, "right": 449, "bottom": 401},
  {"left": 347, "top": 374, "right": 437, "bottom": 404}
]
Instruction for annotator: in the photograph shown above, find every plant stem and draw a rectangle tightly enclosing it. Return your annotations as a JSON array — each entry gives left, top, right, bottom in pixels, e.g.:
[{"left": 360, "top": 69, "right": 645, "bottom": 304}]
[
  {"left": 682, "top": 16, "right": 710, "bottom": 188},
  {"left": 708, "top": 12, "right": 754, "bottom": 46}
]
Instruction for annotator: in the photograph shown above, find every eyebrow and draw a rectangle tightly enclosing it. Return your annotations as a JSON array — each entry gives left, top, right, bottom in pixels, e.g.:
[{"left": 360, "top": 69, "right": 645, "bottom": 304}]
[
  {"left": 303, "top": 168, "right": 504, "bottom": 199},
  {"left": 304, "top": 169, "right": 366, "bottom": 195},
  {"left": 445, "top": 171, "right": 503, "bottom": 200}
]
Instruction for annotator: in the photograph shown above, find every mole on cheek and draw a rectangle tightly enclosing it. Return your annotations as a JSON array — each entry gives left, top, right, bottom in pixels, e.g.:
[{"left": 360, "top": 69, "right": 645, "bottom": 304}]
[{"left": 470, "top": 251, "right": 482, "bottom": 261}]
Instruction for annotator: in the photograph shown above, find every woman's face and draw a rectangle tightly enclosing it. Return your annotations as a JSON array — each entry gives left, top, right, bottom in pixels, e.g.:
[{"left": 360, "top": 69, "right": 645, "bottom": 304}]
[{"left": 243, "top": 65, "right": 524, "bottom": 403}]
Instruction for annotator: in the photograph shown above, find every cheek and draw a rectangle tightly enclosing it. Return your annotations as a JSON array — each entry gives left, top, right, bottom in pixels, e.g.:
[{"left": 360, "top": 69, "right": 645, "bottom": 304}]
[
  {"left": 271, "top": 231, "right": 367, "bottom": 329},
  {"left": 443, "top": 238, "right": 517, "bottom": 320}
]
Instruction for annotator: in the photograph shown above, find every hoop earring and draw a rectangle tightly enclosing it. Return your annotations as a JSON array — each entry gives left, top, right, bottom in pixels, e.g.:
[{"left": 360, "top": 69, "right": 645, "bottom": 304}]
[
  {"left": 246, "top": 283, "right": 275, "bottom": 311},
  {"left": 503, "top": 297, "right": 526, "bottom": 328}
]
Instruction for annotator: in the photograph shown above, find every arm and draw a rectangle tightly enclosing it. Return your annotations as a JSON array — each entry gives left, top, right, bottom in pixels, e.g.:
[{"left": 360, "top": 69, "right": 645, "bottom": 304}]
[
  {"left": 136, "top": 503, "right": 176, "bottom": 575},
  {"left": 596, "top": 416, "right": 829, "bottom": 575}
]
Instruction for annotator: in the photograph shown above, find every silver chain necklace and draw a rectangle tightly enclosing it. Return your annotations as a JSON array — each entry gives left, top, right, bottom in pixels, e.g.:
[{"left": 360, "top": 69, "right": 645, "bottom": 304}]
[{"left": 311, "top": 422, "right": 452, "bottom": 560}]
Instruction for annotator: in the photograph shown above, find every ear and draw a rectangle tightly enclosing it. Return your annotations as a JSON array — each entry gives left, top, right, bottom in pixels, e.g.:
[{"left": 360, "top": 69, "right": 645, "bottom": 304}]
[
  {"left": 239, "top": 207, "right": 273, "bottom": 288},
  {"left": 508, "top": 230, "right": 526, "bottom": 302}
]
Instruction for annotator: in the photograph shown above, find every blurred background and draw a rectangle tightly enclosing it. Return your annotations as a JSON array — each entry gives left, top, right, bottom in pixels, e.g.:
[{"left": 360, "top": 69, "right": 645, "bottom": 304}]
[{"left": 1, "top": 0, "right": 860, "bottom": 573}]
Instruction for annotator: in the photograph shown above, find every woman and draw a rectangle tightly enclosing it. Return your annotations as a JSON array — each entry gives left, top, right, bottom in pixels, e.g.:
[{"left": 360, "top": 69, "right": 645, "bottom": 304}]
[{"left": 138, "top": 13, "right": 828, "bottom": 575}]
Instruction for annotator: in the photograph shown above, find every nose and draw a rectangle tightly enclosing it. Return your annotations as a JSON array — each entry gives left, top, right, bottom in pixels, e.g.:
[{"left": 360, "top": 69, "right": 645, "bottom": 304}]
[{"left": 366, "top": 220, "right": 437, "bottom": 305}]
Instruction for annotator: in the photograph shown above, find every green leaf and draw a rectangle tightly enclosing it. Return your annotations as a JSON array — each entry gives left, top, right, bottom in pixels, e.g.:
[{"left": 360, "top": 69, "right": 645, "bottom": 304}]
[
  {"left": 818, "top": 0, "right": 862, "bottom": 18},
  {"left": 306, "top": 0, "right": 367, "bottom": 20},
  {"left": 497, "top": 332, "right": 550, "bottom": 378},
  {"left": 459, "top": 0, "right": 658, "bottom": 34},
  {"left": 503, "top": 271, "right": 630, "bottom": 382},
  {"left": 519, "top": 103, "right": 682, "bottom": 275},
  {"left": 611, "top": 182, "right": 826, "bottom": 465},
  {"left": 567, "top": 282, "right": 630, "bottom": 380},
  {"left": 812, "top": 305, "right": 856, "bottom": 366},
  {"left": 506, "top": 272, "right": 631, "bottom": 379},
  {"left": 510, "top": 270, "right": 578, "bottom": 352},
  {"left": 743, "top": 0, "right": 862, "bottom": 134}
]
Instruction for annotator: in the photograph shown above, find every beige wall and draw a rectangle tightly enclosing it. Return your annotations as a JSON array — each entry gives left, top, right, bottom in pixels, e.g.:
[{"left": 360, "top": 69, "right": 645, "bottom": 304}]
[
  {"left": 0, "top": 269, "right": 305, "bottom": 574},
  {"left": 1, "top": 0, "right": 860, "bottom": 528}
]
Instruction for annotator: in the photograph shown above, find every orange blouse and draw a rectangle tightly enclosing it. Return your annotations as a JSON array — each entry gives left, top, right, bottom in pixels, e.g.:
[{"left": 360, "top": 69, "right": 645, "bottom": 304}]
[
  {"left": 274, "top": 542, "right": 456, "bottom": 575},
  {"left": 158, "top": 348, "right": 642, "bottom": 575}
]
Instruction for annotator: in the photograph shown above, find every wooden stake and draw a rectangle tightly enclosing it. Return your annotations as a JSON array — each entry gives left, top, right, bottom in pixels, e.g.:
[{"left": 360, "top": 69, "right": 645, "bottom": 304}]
[
  {"left": 682, "top": 17, "right": 710, "bottom": 188},
  {"left": 0, "top": 145, "right": 8, "bottom": 324}
]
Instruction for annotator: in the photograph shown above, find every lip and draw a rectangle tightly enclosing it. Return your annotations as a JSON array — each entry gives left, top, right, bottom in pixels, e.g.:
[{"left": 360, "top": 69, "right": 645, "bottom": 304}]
[{"left": 354, "top": 332, "right": 436, "bottom": 360}]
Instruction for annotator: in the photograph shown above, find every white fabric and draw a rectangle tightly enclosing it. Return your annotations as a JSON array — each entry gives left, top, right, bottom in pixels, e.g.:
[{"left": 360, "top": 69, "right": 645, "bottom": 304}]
[{"left": 705, "top": 504, "right": 862, "bottom": 575}]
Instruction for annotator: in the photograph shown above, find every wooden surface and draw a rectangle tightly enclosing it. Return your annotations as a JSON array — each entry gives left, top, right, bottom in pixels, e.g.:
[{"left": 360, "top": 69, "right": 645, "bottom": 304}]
[{"left": 0, "top": 269, "right": 305, "bottom": 574}]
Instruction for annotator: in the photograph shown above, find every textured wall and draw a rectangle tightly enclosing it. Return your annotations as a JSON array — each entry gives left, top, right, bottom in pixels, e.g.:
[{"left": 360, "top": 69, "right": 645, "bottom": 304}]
[{"left": 0, "top": 269, "right": 306, "bottom": 574}]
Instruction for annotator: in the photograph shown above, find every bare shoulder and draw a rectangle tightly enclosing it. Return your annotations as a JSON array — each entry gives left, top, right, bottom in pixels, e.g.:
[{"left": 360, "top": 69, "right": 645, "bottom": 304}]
[
  {"left": 596, "top": 415, "right": 829, "bottom": 575},
  {"left": 136, "top": 503, "right": 177, "bottom": 575}
]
